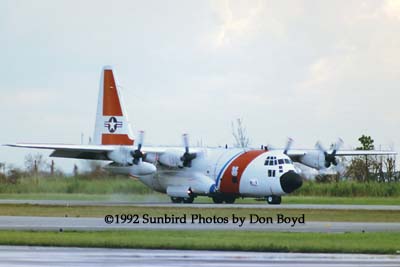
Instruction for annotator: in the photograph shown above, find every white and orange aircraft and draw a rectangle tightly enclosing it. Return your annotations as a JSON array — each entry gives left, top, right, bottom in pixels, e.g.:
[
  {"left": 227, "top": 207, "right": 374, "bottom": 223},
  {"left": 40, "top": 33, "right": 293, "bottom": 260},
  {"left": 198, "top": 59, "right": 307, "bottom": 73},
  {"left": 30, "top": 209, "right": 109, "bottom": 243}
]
[{"left": 7, "top": 66, "right": 396, "bottom": 204}]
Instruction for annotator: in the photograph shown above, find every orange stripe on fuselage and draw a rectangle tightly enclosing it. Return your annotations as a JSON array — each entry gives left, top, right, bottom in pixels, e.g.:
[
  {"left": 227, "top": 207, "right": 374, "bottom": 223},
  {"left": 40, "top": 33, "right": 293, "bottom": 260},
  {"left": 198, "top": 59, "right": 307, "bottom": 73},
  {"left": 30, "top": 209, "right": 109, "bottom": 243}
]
[
  {"left": 102, "top": 134, "right": 134, "bottom": 145},
  {"left": 103, "top": 70, "right": 123, "bottom": 116},
  {"left": 219, "top": 150, "right": 265, "bottom": 194}
]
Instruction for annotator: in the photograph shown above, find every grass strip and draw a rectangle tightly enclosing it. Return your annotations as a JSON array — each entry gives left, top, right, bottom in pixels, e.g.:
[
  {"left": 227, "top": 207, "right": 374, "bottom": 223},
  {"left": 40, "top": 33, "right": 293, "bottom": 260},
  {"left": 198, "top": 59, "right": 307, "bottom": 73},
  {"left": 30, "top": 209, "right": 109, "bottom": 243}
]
[
  {"left": 0, "top": 204, "right": 399, "bottom": 222},
  {"left": 1, "top": 193, "right": 400, "bottom": 205},
  {"left": 0, "top": 230, "right": 399, "bottom": 254}
]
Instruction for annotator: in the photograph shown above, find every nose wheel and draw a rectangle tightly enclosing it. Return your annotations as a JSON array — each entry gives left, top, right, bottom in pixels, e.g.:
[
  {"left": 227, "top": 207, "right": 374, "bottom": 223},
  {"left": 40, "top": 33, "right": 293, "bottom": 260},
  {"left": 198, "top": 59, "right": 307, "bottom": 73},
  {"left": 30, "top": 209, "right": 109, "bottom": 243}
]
[{"left": 266, "top": 195, "right": 281, "bottom": 205}]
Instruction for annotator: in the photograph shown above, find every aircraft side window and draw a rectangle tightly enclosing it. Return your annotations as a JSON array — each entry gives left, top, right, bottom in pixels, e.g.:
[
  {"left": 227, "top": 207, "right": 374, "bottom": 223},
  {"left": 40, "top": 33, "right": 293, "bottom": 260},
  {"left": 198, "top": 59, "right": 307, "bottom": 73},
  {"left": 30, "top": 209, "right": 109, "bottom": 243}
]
[
  {"left": 284, "top": 159, "right": 290, "bottom": 164},
  {"left": 267, "top": 170, "right": 276, "bottom": 177},
  {"left": 278, "top": 159, "right": 284, "bottom": 164}
]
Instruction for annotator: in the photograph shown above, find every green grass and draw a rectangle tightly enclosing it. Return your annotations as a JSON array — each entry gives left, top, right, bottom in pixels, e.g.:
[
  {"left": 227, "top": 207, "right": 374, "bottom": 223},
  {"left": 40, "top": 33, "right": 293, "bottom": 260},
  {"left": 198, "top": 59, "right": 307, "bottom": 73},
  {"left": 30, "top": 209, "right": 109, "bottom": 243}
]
[
  {"left": 0, "top": 230, "right": 399, "bottom": 254},
  {"left": 0, "top": 193, "right": 169, "bottom": 201},
  {"left": 283, "top": 196, "right": 400, "bottom": 205},
  {"left": 0, "top": 175, "right": 153, "bottom": 195},
  {"left": 295, "top": 180, "right": 400, "bottom": 197},
  {"left": 0, "top": 204, "right": 399, "bottom": 222},
  {"left": 2, "top": 175, "right": 400, "bottom": 198}
]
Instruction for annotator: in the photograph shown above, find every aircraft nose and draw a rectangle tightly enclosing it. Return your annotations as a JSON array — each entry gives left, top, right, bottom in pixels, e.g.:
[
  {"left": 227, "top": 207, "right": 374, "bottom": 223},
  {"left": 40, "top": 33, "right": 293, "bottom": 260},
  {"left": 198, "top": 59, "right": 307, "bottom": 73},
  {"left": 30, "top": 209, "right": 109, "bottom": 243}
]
[{"left": 280, "top": 170, "right": 303, "bottom": 193}]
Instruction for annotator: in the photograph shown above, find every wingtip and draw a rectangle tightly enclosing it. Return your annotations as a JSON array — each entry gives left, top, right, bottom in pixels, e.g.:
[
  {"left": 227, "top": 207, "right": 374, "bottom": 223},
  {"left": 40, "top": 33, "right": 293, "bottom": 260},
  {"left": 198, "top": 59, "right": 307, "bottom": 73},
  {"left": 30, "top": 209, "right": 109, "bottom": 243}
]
[{"left": 2, "top": 144, "right": 14, "bottom": 147}]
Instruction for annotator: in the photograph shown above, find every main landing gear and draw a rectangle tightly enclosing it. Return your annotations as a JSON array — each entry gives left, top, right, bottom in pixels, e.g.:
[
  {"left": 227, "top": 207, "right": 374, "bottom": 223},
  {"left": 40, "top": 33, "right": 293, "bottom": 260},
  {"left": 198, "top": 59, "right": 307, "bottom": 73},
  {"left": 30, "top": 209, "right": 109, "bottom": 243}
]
[
  {"left": 170, "top": 196, "right": 195, "bottom": 204},
  {"left": 266, "top": 195, "right": 281, "bottom": 205},
  {"left": 212, "top": 195, "right": 236, "bottom": 204}
]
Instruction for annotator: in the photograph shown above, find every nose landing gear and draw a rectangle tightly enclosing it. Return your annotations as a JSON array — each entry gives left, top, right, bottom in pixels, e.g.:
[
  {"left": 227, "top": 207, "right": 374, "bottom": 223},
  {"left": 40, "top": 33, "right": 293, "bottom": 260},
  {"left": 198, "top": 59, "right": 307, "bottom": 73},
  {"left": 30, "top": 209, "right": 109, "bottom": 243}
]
[{"left": 266, "top": 195, "right": 281, "bottom": 205}]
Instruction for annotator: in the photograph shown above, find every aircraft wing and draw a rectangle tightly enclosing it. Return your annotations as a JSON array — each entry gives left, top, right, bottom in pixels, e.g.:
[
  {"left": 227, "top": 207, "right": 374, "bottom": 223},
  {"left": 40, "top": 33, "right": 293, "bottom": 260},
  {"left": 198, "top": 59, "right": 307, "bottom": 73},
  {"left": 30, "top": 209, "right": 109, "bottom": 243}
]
[
  {"left": 4, "top": 143, "right": 197, "bottom": 161},
  {"left": 335, "top": 150, "right": 397, "bottom": 156},
  {"left": 4, "top": 143, "right": 116, "bottom": 160},
  {"left": 282, "top": 150, "right": 307, "bottom": 162},
  {"left": 285, "top": 149, "right": 396, "bottom": 157},
  {"left": 284, "top": 150, "right": 307, "bottom": 157}
]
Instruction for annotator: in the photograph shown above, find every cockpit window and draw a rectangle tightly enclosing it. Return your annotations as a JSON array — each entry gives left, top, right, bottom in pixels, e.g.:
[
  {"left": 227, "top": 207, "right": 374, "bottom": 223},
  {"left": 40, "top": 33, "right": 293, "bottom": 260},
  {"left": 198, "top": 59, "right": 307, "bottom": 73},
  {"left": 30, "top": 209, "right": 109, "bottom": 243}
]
[{"left": 265, "top": 157, "right": 283, "bottom": 166}]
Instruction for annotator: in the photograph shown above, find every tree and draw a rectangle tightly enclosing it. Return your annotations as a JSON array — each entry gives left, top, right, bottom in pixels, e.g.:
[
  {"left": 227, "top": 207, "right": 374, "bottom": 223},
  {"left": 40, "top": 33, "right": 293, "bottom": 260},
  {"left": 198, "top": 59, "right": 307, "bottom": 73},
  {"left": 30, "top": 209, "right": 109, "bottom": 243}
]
[
  {"left": 24, "top": 153, "right": 48, "bottom": 174},
  {"left": 384, "top": 157, "right": 398, "bottom": 182},
  {"left": 231, "top": 118, "right": 250, "bottom": 148},
  {"left": 346, "top": 135, "right": 390, "bottom": 182},
  {"left": 357, "top": 135, "right": 375, "bottom": 150}
]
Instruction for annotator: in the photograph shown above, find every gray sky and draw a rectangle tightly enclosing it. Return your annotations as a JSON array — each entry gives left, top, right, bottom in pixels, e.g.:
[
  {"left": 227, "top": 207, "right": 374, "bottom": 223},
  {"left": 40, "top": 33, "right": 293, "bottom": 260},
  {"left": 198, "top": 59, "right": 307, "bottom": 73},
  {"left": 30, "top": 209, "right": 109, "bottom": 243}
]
[{"left": 1, "top": 0, "right": 399, "bottom": 173}]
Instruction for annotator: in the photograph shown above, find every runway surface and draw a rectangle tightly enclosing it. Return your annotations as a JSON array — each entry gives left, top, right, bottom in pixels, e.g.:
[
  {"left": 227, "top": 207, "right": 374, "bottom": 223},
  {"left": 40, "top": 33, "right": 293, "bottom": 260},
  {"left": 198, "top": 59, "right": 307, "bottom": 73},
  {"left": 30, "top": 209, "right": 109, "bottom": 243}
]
[
  {"left": 0, "top": 246, "right": 399, "bottom": 267},
  {"left": 0, "top": 199, "right": 399, "bottom": 210},
  {"left": 0, "top": 215, "right": 399, "bottom": 232}
]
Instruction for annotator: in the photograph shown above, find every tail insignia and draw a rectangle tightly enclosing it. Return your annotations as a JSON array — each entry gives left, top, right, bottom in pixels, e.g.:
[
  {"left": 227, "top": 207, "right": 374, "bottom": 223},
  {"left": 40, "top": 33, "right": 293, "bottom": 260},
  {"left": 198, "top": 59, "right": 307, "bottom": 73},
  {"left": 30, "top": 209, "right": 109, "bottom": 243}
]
[{"left": 104, "top": 117, "right": 123, "bottom": 133}]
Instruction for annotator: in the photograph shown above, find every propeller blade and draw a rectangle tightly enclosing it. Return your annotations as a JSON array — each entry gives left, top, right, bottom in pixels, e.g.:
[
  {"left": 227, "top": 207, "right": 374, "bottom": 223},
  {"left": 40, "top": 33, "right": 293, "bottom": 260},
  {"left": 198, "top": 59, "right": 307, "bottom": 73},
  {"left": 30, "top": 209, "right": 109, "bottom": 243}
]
[
  {"left": 315, "top": 141, "right": 326, "bottom": 153},
  {"left": 137, "top": 130, "right": 144, "bottom": 151},
  {"left": 283, "top": 138, "right": 293, "bottom": 154},
  {"left": 182, "top": 133, "right": 189, "bottom": 154},
  {"left": 180, "top": 133, "right": 196, "bottom": 167},
  {"left": 316, "top": 139, "right": 344, "bottom": 168},
  {"left": 332, "top": 138, "right": 343, "bottom": 155},
  {"left": 131, "top": 130, "right": 145, "bottom": 165}
]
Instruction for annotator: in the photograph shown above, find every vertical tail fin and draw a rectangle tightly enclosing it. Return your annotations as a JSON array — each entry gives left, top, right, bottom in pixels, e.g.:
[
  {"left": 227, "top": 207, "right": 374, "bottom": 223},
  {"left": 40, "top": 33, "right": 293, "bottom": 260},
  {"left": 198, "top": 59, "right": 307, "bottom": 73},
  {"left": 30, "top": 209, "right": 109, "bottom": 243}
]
[{"left": 93, "top": 66, "right": 134, "bottom": 146}]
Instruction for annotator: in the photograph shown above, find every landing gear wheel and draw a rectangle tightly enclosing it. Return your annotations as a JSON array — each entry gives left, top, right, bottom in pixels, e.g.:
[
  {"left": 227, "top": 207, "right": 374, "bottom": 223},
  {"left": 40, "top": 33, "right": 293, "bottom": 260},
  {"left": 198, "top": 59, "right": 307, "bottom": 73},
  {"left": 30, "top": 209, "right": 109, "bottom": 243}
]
[
  {"left": 266, "top": 195, "right": 281, "bottom": 205},
  {"left": 212, "top": 196, "right": 224, "bottom": 204},
  {"left": 224, "top": 196, "right": 236, "bottom": 204},
  {"left": 171, "top": 197, "right": 183, "bottom": 203},
  {"left": 183, "top": 196, "right": 194, "bottom": 203}
]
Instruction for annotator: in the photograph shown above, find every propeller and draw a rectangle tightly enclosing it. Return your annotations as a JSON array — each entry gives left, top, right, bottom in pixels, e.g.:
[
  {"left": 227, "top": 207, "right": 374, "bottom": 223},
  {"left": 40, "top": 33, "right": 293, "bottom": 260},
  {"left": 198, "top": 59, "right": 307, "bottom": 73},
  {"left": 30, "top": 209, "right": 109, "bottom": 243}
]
[
  {"left": 283, "top": 138, "right": 293, "bottom": 154},
  {"left": 180, "top": 133, "right": 197, "bottom": 167},
  {"left": 315, "top": 138, "right": 343, "bottom": 168},
  {"left": 131, "top": 130, "right": 145, "bottom": 165}
]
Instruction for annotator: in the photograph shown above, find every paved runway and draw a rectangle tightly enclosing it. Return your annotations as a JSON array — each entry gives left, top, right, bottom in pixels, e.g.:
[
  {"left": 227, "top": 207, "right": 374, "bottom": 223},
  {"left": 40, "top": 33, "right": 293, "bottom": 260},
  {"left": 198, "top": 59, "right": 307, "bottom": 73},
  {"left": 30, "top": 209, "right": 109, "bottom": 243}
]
[
  {"left": 0, "top": 216, "right": 399, "bottom": 232},
  {"left": 0, "top": 199, "right": 399, "bottom": 210},
  {"left": 0, "top": 246, "right": 399, "bottom": 267}
]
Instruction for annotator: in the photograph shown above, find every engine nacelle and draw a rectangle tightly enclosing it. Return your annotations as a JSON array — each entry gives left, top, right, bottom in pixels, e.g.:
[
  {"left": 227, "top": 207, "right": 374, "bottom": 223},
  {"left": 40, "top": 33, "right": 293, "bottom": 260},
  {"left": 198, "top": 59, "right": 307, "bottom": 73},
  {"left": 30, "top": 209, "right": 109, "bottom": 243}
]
[
  {"left": 166, "top": 185, "right": 191, "bottom": 198},
  {"left": 129, "top": 162, "right": 157, "bottom": 176},
  {"left": 107, "top": 148, "right": 133, "bottom": 165},
  {"left": 159, "top": 150, "right": 183, "bottom": 168},
  {"left": 299, "top": 151, "right": 326, "bottom": 170}
]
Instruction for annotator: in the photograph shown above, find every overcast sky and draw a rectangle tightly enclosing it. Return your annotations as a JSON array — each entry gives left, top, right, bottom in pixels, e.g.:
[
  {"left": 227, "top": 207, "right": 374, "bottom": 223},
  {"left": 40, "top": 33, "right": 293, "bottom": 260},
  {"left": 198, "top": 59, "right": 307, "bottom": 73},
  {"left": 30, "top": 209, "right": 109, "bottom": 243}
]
[{"left": 1, "top": 0, "right": 399, "bottom": 173}]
